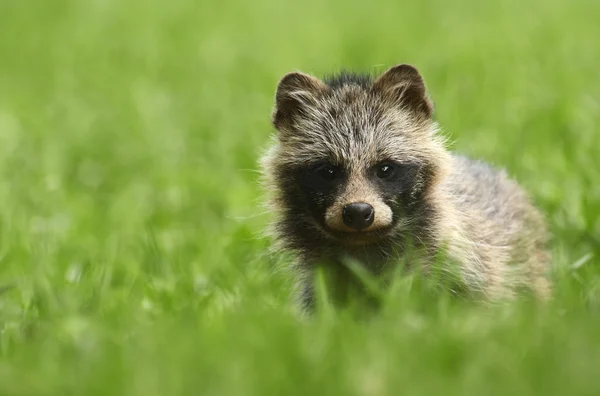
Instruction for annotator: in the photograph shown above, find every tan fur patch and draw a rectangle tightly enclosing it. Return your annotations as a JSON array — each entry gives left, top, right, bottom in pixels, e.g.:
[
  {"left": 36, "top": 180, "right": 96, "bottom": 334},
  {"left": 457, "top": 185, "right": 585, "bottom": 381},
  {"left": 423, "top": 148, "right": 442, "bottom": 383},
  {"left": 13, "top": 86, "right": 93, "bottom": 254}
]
[{"left": 324, "top": 175, "right": 393, "bottom": 233}]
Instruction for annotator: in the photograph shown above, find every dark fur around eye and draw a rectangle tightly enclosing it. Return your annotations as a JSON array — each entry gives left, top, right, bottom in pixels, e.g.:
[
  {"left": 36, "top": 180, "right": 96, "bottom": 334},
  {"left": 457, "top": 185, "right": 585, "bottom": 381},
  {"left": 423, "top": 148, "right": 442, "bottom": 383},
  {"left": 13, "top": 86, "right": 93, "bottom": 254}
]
[
  {"left": 275, "top": 162, "right": 347, "bottom": 231},
  {"left": 313, "top": 162, "right": 343, "bottom": 182},
  {"left": 376, "top": 163, "right": 396, "bottom": 179},
  {"left": 371, "top": 162, "right": 419, "bottom": 183},
  {"left": 371, "top": 161, "right": 424, "bottom": 210}
]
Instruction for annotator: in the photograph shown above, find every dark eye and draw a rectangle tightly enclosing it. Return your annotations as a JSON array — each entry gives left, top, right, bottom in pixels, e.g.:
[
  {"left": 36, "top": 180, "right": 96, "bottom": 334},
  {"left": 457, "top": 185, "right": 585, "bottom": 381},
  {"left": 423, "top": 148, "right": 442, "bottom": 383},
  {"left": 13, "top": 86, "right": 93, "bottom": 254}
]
[
  {"left": 314, "top": 163, "right": 339, "bottom": 181},
  {"left": 376, "top": 163, "right": 396, "bottom": 179}
]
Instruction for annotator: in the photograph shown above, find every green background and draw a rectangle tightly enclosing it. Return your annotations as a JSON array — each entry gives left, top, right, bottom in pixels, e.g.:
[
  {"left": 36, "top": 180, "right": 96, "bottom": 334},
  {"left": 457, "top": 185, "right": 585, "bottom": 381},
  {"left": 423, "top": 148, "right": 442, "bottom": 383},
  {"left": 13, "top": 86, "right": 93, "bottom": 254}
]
[{"left": 0, "top": 0, "right": 599, "bottom": 394}]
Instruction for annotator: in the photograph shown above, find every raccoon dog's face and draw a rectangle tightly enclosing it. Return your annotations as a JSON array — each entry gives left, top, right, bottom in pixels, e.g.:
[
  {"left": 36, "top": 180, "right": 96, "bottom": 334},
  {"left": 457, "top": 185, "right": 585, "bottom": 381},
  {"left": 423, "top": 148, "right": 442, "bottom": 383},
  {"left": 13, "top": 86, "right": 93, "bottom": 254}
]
[{"left": 263, "top": 64, "right": 449, "bottom": 246}]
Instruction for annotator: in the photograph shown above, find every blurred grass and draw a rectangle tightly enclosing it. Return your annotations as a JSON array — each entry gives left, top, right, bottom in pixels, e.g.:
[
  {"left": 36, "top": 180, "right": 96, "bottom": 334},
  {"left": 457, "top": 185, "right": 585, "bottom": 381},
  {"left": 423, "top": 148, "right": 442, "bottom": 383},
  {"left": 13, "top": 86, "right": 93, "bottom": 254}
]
[{"left": 0, "top": 0, "right": 599, "bottom": 394}]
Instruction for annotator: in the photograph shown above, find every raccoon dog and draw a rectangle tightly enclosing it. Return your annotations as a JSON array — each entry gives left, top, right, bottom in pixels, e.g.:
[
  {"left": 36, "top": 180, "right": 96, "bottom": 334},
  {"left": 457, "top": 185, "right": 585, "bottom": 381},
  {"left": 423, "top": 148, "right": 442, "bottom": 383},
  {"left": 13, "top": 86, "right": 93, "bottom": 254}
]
[{"left": 260, "top": 63, "right": 551, "bottom": 310}]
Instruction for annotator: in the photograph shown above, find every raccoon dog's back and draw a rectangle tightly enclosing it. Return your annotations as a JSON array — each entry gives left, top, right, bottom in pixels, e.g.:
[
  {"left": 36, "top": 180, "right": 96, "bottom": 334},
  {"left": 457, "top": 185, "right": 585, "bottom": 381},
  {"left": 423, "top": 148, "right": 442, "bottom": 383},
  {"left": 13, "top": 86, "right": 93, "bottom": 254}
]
[{"left": 443, "top": 155, "right": 551, "bottom": 299}]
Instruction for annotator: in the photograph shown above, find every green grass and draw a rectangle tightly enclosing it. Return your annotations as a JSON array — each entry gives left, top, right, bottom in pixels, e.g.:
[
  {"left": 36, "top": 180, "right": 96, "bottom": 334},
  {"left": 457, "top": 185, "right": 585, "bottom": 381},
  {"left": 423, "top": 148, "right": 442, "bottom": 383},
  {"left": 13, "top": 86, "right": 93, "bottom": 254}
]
[{"left": 1, "top": 0, "right": 599, "bottom": 394}]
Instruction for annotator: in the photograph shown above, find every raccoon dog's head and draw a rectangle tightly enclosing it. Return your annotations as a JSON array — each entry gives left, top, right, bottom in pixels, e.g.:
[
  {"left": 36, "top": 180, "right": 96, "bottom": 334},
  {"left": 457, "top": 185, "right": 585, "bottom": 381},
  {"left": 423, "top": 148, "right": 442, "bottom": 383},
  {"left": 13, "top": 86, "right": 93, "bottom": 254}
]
[{"left": 262, "top": 64, "right": 451, "bottom": 248}]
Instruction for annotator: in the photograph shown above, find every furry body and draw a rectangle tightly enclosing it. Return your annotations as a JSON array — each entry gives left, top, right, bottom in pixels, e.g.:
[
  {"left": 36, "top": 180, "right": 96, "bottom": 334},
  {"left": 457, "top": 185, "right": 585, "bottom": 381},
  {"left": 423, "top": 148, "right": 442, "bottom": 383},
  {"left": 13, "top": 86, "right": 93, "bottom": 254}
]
[{"left": 260, "top": 64, "right": 551, "bottom": 309}]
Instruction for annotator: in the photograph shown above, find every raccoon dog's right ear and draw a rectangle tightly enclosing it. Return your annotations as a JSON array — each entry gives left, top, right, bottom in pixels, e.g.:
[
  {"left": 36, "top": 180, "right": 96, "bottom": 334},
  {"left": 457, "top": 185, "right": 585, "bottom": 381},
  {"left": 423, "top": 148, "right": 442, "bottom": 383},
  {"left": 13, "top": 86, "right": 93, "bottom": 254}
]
[{"left": 272, "top": 72, "right": 328, "bottom": 131}]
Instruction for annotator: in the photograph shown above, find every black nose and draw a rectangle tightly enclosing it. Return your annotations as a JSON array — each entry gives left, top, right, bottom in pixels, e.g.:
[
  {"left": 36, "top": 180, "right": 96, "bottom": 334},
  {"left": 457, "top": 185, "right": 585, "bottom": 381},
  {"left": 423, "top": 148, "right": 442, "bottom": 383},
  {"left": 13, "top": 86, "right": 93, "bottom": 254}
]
[{"left": 342, "top": 203, "right": 375, "bottom": 231}]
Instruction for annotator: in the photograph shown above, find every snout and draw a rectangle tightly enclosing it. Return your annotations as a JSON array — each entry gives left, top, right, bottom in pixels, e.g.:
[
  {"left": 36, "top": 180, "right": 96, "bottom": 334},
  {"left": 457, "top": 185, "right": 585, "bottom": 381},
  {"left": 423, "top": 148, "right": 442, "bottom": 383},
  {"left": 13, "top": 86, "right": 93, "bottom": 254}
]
[
  {"left": 324, "top": 198, "right": 393, "bottom": 234},
  {"left": 342, "top": 202, "right": 375, "bottom": 231}
]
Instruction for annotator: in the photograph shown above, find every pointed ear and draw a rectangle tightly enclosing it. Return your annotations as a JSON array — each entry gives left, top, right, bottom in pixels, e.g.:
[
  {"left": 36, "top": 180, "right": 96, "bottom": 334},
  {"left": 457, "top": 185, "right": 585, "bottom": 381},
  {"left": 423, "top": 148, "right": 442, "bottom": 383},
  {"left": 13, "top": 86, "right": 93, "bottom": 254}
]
[
  {"left": 272, "top": 71, "right": 328, "bottom": 131},
  {"left": 372, "top": 64, "right": 433, "bottom": 118}
]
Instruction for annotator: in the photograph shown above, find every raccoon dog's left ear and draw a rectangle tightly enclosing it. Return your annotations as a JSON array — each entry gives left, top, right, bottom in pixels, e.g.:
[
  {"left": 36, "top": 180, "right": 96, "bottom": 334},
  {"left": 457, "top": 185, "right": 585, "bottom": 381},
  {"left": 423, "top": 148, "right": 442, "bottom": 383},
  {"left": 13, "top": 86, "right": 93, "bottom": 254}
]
[
  {"left": 271, "top": 71, "right": 328, "bottom": 132},
  {"left": 372, "top": 64, "right": 433, "bottom": 119}
]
